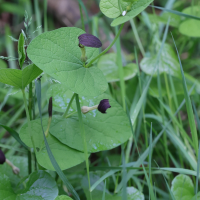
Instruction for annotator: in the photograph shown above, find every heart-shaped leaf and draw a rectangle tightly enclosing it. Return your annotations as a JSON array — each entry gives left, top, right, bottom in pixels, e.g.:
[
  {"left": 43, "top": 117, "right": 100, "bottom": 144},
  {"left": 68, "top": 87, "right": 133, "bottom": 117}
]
[
  {"left": 140, "top": 42, "right": 180, "bottom": 76},
  {"left": 111, "top": 0, "right": 153, "bottom": 27},
  {"left": 19, "top": 119, "right": 86, "bottom": 170},
  {"left": 179, "top": 6, "right": 200, "bottom": 37},
  {"left": 46, "top": 84, "right": 132, "bottom": 152},
  {"left": 55, "top": 196, "right": 73, "bottom": 200},
  {"left": 0, "top": 173, "right": 16, "bottom": 200},
  {"left": 16, "top": 170, "right": 58, "bottom": 200},
  {"left": 0, "top": 64, "right": 42, "bottom": 89},
  {"left": 171, "top": 174, "right": 198, "bottom": 200},
  {"left": 27, "top": 27, "right": 108, "bottom": 96},
  {"left": 97, "top": 53, "right": 137, "bottom": 82}
]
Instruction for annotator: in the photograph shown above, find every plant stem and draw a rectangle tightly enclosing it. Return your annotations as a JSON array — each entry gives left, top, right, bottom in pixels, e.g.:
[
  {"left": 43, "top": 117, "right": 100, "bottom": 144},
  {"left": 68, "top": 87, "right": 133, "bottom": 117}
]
[
  {"left": 62, "top": 94, "right": 76, "bottom": 118},
  {"left": 22, "top": 89, "right": 37, "bottom": 157},
  {"left": 79, "top": 3, "right": 85, "bottom": 31},
  {"left": 115, "top": 26, "right": 126, "bottom": 111},
  {"left": 75, "top": 94, "right": 92, "bottom": 200},
  {"left": 29, "top": 82, "right": 32, "bottom": 120},
  {"left": 34, "top": 0, "right": 42, "bottom": 35},
  {"left": 86, "top": 23, "right": 124, "bottom": 68},
  {"left": 44, "top": 0, "right": 48, "bottom": 32}
]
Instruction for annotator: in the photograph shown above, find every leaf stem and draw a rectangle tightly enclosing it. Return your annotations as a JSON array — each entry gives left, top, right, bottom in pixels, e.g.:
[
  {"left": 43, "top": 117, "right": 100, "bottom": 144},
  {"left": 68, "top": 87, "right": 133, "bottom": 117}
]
[
  {"left": 62, "top": 93, "right": 76, "bottom": 118},
  {"left": 75, "top": 94, "right": 92, "bottom": 200},
  {"left": 86, "top": 23, "right": 124, "bottom": 68}
]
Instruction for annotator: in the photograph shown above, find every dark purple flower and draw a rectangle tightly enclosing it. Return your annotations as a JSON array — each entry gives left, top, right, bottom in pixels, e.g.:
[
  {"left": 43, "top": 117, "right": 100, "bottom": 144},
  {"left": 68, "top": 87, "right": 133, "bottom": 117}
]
[
  {"left": 78, "top": 34, "right": 102, "bottom": 48},
  {"left": 48, "top": 97, "right": 53, "bottom": 117},
  {"left": 0, "top": 149, "right": 6, "bottom": 164},
  {"left": 98, "top": 99, "right": 111, "bottom": 114}
]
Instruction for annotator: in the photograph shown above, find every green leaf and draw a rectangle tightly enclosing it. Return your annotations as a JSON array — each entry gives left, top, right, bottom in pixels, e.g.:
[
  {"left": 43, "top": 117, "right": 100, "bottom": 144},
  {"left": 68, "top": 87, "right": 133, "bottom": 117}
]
[
  {"left": 111, "top": 0, "right": 153, "bottom": 27},
  {"left": 0, "top": 59, "right": 7, "bottom": 69},
  {"left": 179, "top": 6, "right": 200, "bottom": 37},
  {"left": 0, "top": 156, "right": 28, "bottom": 188},
  {"left": 55, "top": 196, "right": 73, "bottom": 200},
  {"left": 149, "top": 75, "right": 194, "bottom": 98},
  {"left": 99, "top": 0, "right": 128, "bottom": 18},
  {"left": 16, "top": 170, "right": 58, "bottom": 200},
  {"left": 18, "top": 33, "right": 26, "bottom": 69},
  {"left": 19, "top": 118, "right": 86, "bottom": 170},
  {"left": 46, "top": 84, "right": 132, "bottom": 152},
  {"left": 97, "top": 53, "right": 138, "bottom": 82},
  {"left": 148, "top": 13, "right": 181, "bottom": 27},
  {"left": 171, "top": 174, "right": 197, "bottom": 200},
  {"left": 0, "top": 173, "right": 16, "bottom": 200},
  {"left": 0, "top": 64, "right": 42, "bottom": 89},
  {"left": 140, "top": 42, "right": 179, "bottom": 76},
  {"left": 27, "top": 27, "right": 108, "bottom": 96}
]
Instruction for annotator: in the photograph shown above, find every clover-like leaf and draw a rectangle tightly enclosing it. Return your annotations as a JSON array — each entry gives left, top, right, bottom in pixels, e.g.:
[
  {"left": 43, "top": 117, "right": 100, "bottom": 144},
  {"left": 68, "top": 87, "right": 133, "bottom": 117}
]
[
  {"left": 46, "top": 84, "right": 132, "bottom": 153},
  {"left": 97, "top": 53, "right": 138, "bottom": 82},
  {"left": 110, "top": 0, "right": 153, "bottom": 27},
  {"left": 140, "top": 42, "right": 180, "bottom": 76},
  {"left": 27, "top": 27, "right": 108, "bottom": 96},
  {"left": 19, "top": 119, "right": 86, "bottom": 170},
  {"left": 179, "top": 6, "right": 200, "bottom": 37},
  {"left": 171, "top": 174, "right": 196, "bottom": 200},
  {"left": 0, "top": 64, "right": 42, "bottom": 89}
]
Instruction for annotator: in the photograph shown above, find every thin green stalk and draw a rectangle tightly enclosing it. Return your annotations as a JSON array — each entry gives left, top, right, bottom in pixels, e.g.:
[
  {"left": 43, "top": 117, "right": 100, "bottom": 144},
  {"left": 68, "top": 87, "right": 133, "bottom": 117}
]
[
  {"left": 86, "top": 23, "right": 124, "bottom": 68},
  {"left": 22, "top": 89, "right": 37, "bottom": 156},
  {"left": 157, "top": 71, "right": 169, "bottom": 168},
  {"left": 44, "top": 0, "right": 48, "bottom": 32},
  {"left": 62, "top": 94, "right": 76, "bottom": 118},
  {"left": 115, "top": 26, "right": 126, "bottom": 111},
  {"left": 79, "top": 3, "right": 85, "bottom": 31},
  {"left": 135, "top": 48, "right": 148, "bottom": 148},
  {"left": 75, "top": 94, "right": 92, "bottom": 200},
  {"left": 29, "top": 82, "right": 32, "bottom": 120},
  {"left": 34, "top": 0, "right": 42, "bottom": 34},
  {"left": 118, "top": 0, "right": 123, "bottom": 14},
  {"left": 130, "top": 19, "right": 145, "bottom": 57}
]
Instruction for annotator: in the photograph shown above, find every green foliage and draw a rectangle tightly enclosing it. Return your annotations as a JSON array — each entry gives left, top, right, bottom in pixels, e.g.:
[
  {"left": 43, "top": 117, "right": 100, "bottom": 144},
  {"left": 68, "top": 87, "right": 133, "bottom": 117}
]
[
  {"left": 111, "top": 0, "right": 153, "bottom": 26},
  {"left": 0, "top": 64, "right": 42, "bottom": 89},
  {"left": 140, "top": 42, "right": 179, "bottom": 76},
  {"left": 171, "top": 174, "right": 200, "bottom": 200},
  {"left": 18, "top": 33, "right": 26, "bottom": 69},
  {"left": 97, "top": 53, "right": 138, "bottom": 82},
  {"left": 0, "top": 59, "right": 7, "bottom": 69},
  {"left": 179, "top": 6, "right": 200, "bottom": 37},
  {"left": 0, "top": 173, "right": 16, "bottom": 200},
  {"left": 0, "top": 171, "right": 58, "bottom": 200},
  {"left": 19, "top": 118, "right": 86, "bottom": 170},
  {"left": 27, "top": 27, "right": 108, "bottom": 97},
  {"left": 55, "top": 196, "right": 73, "bottom": 200}
]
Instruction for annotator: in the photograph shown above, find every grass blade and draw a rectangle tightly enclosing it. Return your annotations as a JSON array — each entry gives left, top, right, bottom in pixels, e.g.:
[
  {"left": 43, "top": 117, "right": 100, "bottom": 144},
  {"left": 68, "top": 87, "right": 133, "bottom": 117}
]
[
  {"left": 35, "top": 78, "right": 80, "bottom": 200},
  {"left": 171, "top": 33, "right": 198, "bottom": 157}
]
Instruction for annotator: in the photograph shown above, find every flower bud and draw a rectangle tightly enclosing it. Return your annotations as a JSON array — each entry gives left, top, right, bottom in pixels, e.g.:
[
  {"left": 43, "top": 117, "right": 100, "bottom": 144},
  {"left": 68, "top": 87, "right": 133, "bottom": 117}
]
[
  {"left": 97, "top": 99, "right": 111, "bottom": 114},
  {"left": 48, "top": 97, "right": 53, "bottom": 117},
  {"left": 0, "top": 149, "right": 6, "bottom": 164},
  {"left": 78, "top": 34, "right": 102, "bottom": 48}
]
